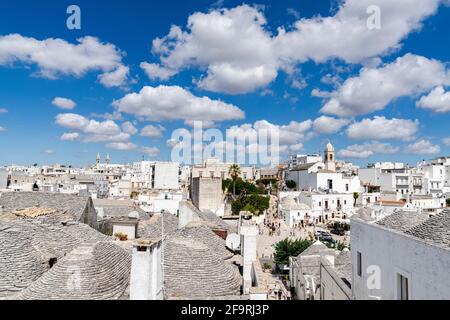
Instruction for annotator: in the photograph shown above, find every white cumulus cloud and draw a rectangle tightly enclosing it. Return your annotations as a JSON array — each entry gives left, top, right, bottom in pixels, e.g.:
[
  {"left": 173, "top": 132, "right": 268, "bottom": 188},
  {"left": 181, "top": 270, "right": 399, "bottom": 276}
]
[
  {"left": 416, "top": 86, "right": 450, "bottom": 112},
  {"left": 346, "top": 116, "right": 419, "bottom": 141},
  {"left": 321, "top": 54, "right": 449, "bottom": 116},
  {"left": 106, "top": 142, "right": 138, "bottom": 151},
  {"left": 338, "top": 142, "right": 399, "bottom": 159},
  {"left": 0, "top": 34, "right": 129, "bottom": 87},
  {"left": 52, "top": 97, "right": 76, "bottom": 110},
  {"left": 141, "top": 146, "right": 160, "bottom": 157},
  {"left": 146, "top": 1, "right": 444, "bottom": 94},
  {"left": 113, "top": 85, "right": 245, "bottom": 122},
  {"left": 313, "top": 116, "right": 350, "bottom": 134},
  {"left": 405, "top": 139, "right": 440, "bottom": 155},
  {"left": 140, "top": 124, "right": 166, "bottom": 138},
  {"left": 55, "top": 113, "right": 135, "bottom": 143},
  {"left": 60, "top": 132, "right": 80, "bottom": 141}
]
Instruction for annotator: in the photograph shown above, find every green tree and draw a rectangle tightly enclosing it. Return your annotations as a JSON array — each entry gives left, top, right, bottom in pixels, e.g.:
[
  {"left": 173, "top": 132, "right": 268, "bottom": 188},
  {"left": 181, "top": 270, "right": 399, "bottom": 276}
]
[
  {"left": 353, "top": 192, "right": 360, "bottom": 206},
  {"left": 130, "top": 191, "right": 139, "bottom": 199},
  {"left": 229, "top": 164, "right": 241, "bottom": 198},
  {"left": 222, "top": 179, "right": 233, "bottom": 194},
  {"left": 286, "top": 180, "right": 297, "bottom": 190},
  {"left": 231, "top": 194, "right": 270, "bottom": 216},
  {"left": 274, "top": 238, "right": 313, "bottom": 265},
  {"left": 447, "top": 198, "right": 450, "bottom": 207},
  {"left": 336, "top": 241, "right": 348, "bottom": 251}
]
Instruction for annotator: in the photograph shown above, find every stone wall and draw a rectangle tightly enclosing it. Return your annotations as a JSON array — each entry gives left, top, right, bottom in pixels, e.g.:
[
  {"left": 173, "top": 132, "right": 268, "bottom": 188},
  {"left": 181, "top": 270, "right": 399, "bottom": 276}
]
[{"left": 191, "top": 177, "right": 224, "bottom": 215}]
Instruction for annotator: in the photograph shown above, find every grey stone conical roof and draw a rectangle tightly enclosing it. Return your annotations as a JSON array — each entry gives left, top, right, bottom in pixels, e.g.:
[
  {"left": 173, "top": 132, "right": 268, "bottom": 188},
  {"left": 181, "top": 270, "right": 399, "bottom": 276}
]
[
  {"left": 17, "top": 242, "right": 131, "bottom": 300},
  {"left": 138, "top": 212, "right": 179, "bottom": 239},
  {"left": 0, "top": 218, "right": 110, "bottom": 299},
  {"left": 376, "top": 211, "right": 430, "bottom": 232},
  {"left": 0, "top": 192, "right": 90, "bottom": 222},
  {"left": 163, "top": 236, "right": 242, "bottom": 300},
  {"left": 405, "top": 211, "right": 450, "bottom": 248},
  {"left": 173, "top": 224, "right": 234, "bottom": 260}
]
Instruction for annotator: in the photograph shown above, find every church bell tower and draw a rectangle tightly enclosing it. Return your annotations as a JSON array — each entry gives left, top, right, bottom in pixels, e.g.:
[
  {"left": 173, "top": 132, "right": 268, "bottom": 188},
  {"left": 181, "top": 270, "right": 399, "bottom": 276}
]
[{"left": 324, "top": 142, "right": 336, "bottom": 172}]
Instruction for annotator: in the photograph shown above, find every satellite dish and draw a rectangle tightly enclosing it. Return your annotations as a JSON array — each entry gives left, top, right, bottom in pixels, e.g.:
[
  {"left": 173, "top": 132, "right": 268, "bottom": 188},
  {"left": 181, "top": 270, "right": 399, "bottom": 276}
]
[{"left": 226, "top": 233, "right": 241, "bottom": 251}]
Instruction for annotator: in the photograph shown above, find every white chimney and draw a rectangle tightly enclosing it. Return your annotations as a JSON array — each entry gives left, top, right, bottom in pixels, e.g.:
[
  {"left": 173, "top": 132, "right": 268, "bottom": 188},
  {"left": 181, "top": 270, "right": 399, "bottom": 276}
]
[
  {"left": 240, "top": 222, "right": 258, "bottom": 294},
  {"left": 130, "top": 240, "right": 163, "bottom": 300}
]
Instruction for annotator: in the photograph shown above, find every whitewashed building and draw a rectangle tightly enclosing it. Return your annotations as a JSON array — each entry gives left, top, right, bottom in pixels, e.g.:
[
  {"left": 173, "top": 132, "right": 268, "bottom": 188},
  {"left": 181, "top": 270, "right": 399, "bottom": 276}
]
[
  {"left": 298, "top": 191, "right": 355, "bottom": 223},
  {"left": 351, "top": 211, "right": 450, "bottom": 300},
  {"left": 280, "top": 196, "right": 312, "bottom": 228},
  {"left": 286, "top": 143, "right": 361, "bottom": 194}
]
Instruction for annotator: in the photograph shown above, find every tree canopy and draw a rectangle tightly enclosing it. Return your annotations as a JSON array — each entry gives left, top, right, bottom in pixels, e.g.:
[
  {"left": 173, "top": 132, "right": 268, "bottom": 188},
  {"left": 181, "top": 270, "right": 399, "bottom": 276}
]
[
  {"left": 274, "top": 238, "right": 313, "bottom": 265},
  {"left": 285, "top": 180, "right": 297, "bottom": 189}
]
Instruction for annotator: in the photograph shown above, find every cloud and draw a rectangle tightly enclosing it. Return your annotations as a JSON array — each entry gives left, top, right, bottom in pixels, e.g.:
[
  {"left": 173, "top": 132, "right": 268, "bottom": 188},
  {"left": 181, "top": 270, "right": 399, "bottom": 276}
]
[
  {"left": 0, "top": 126, "right": 5, "bottom": 132},
  {"left": 91, "top": 111, "right": 123, "bottom": 121},
  {"left": 151, "top": 5, "right": 277, "bottom": 94},
  {"left": 121, "top": 121, "right": 138, "bottom": 135},
  {"left": 286, "top": 8, "right": 301, "bottom": 19},
  {"left": 290, "top": 143, "right": 304, "bottom": 152},
  {"left": 113, "top": 85, "right": 245, "bottom": 122},
  {"left": 0, "top": 34, "right": 128, "bottom": 87},
  {"left": 311, "top": 89, "right": 332, "bottom": 98},
  {"left": 55, "top": 113, "right": 89, "bottom": 130},
  {"left": 227, "top": 119, "right": 313, "bottom": 153},
  {"left": 338, "top": 142, "right": 399, "bottom": 159},
  {"left": 197, "top": 64, "right": 278, "bottom": 94},
  {"left": 416, "top": 86, "right": 450, "bottom": 112},
  {"left": 140, "top": 124, "right": 165, "bottom": 138},
  {"left": 313, "top": 116, "right": 349, "bottom": 134},
  {"left": 44, "top": 149, "right": 55, "bottom": 155},
  {"left": 346, "top": 116, "right": 419, "bottom": 141},
  {"left": 60, "top": 132, "right": 80, "bottom": 141},
  {"left": 106, "top": 142, "right": 138, "bottom": 151},
  {"left": 52, "top": 97, "right": 76, "bottom": 110},
  {"left": 321, "top": 54, "right": 449, "bottom": 116},
  {"left": 442, "top": 137, "right": 450, "bottom": 146},
  {"left": 276, "top": 0, "right": 442, "bottom": 64},
  {"left": 55, "top": 113, "right": 134, "bottom": 143},
  {"left": 98, "top": 65, "right": 129, "bottom": 88},
  {"left": 141, "top": 146, "right": 160, "bottom": 157},
  {"left": 184, "top": 120, "right": 216, "bottom": 129},
  {"left": 147, "top": 1, "right": 443, "bottom": 94},
  {"left": 0, "top": 108, "right": 7, "bottom": 113},
  {"left": 140, "top": 62, "right": 177, "bottom": 81},
  {"left": 405, "top": 139, "right": 440, "bottom": 155}
]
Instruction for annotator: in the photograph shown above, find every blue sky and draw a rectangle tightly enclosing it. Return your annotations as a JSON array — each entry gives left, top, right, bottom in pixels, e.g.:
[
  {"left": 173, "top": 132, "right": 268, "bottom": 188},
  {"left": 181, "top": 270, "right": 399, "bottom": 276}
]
[{"left": 0, "top": 0, "right": 449, "bottom": 167}]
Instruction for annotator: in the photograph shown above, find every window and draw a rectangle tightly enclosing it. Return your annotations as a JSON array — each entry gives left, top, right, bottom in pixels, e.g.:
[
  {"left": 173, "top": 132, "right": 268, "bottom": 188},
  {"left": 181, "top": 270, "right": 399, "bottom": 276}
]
[
  {"left": 397, "top": 274, "right": 409, "bottom": 300},
  {"left": 357, "top": 252, "right": 362, "bottom": 277},
  {"left": 327, "top": 179, "right": 333, "bottom": 190},
  {"left": 345, "top": 184, "right": 349, "bottom": 192},
  {"left": 210, "top": 171, "right": 215, "bottom": 178}
]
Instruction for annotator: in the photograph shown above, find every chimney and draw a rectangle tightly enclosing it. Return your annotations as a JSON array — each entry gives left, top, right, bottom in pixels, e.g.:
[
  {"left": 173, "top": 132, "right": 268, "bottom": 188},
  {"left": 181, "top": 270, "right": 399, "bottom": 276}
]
[
  {"left": 240, "top": 220, "right": 258, "bottom": 294},
  {"left": 130, "top": 240, "right": 163, "bottom": 300}
]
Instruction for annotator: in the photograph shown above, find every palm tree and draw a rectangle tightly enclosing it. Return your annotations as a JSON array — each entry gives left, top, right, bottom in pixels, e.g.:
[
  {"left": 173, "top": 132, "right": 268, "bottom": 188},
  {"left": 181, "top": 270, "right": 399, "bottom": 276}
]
[{"left": 229, "top": 164, "right": 241, "bottom": 198}]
